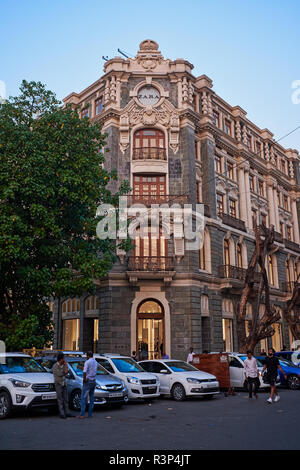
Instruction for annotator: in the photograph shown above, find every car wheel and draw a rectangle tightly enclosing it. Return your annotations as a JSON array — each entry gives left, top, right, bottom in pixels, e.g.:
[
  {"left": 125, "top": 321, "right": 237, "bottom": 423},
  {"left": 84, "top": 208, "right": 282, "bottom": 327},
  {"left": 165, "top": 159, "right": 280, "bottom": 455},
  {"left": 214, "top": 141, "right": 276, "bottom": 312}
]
[
  {"left": 287, "top": 374, "right": 300, "bottom": 390},
  {"left": 0, "top": 391, "right": 12, "bottom": 419},
  {"left": 70, "top": 390, "right": 81, "bottom": 411},
  {"left": 171, "top": 383, "right": 186, "bottom": 401}
]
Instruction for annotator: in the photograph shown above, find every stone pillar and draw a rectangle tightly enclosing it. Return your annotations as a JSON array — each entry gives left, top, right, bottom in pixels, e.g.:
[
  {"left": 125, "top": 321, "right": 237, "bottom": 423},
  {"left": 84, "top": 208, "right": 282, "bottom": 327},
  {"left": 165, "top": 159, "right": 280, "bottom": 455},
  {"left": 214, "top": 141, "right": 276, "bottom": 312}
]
[
  {"left": 273, "top": 187, "right": 280, "bottom": 232},
  {"left": 291, "top": 195, "right": 300, "bottom": 243},
  {"left": 238, "top": 166, "right": 248, "bottom": 225},
  {"left": 199, "top": 132, "right": 217, "bottom": 218},
  {"left": 244, "top": 168, "right": 253, "bottom": 229},
  {"left": 267, "top": 184, "right": 276, "bottom": 228},
  {"left": 79, "top": 298, "right": 85, "bottom": 351}
]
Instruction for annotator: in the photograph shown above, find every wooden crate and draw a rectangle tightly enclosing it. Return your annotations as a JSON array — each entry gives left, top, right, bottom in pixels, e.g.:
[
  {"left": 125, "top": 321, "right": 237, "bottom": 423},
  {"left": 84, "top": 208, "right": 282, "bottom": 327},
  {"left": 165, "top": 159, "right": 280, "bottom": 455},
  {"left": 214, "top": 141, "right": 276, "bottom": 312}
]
[{"left": 191, "top": 353, "right": 231, "bottom": 389}]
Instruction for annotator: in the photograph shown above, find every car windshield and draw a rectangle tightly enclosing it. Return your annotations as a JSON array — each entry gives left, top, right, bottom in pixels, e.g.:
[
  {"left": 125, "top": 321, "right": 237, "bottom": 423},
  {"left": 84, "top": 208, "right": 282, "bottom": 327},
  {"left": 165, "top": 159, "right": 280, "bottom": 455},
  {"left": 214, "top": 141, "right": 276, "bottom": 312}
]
[
  {"left": 111, "top": 358, "right": 144, "bottom": 373},
  {"left": 69, "top": 361, "right": 109, "bottom": 377},
  {"left": 164, "top": 361, "right": 198, "bottom": 372},
  {"left": 240, "top": 356, "right": 264, "bottom": 367},
  {"left": 0, "top": 357, "right": 46, "bottom": 374},
  {"left": 279, "top": 359, "right": 297, "bottom": 368}
]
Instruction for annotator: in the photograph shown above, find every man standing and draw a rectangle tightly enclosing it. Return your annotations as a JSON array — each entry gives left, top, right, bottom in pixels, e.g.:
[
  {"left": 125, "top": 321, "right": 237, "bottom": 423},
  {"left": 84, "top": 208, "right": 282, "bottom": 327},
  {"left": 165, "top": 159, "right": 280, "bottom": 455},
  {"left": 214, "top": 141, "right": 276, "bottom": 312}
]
[
  {"left": 187, "top": 347, "right": 195, "bottom": 364},
  {"left": 244, "top": 350, "right": 259, "bottom": 399},
  {"left": 52, "top": 353, "right": 73, "bottom": 419},
  {"left": 261, "top": 348, "right": 287, "bottom": 404},
  {"left": 78, "top": 351, "right": 98, "bottom": 419}
]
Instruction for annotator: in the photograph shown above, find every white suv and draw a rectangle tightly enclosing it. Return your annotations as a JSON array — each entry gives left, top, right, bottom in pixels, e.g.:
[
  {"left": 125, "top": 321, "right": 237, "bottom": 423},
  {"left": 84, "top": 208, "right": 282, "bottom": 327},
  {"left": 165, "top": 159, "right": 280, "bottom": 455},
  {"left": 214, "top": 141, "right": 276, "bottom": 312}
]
[
  {"left": 0, "top": 353, "right": 57, "bottom": 419},
  {"left": 93, "top": 354, "right": 160, "bottom": 400}
]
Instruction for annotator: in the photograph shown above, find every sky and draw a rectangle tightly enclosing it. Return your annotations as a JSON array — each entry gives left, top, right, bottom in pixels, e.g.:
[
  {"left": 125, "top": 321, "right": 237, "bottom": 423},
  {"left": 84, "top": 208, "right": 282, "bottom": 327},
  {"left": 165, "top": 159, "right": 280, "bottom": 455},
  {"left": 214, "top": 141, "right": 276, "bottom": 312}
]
[{"left": 1, "top": 0, "right": 300, "bottom": 150}]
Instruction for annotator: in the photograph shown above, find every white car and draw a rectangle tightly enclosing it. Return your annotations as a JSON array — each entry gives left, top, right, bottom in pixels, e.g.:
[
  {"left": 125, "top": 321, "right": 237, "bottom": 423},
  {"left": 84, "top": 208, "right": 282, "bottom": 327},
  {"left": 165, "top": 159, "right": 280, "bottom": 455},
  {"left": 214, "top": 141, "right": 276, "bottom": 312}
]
[
  {"left": 139, "top": 359, "right": 220, "bottom": 401},
  {"left": 93, "top": 354, "right": 160, "bottom": 400},
  {"left": 0, "top": 353, "right": 57, "bottom": 419},
  {"left": 228, "top": 353, "right": 281, "bottom": 390}
]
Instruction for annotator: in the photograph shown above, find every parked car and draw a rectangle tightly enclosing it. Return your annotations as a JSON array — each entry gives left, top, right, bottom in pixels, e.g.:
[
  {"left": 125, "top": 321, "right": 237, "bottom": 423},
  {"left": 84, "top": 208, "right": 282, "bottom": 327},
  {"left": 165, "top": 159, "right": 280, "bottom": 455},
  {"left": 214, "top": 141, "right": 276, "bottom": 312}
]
[
  {"left": 34, "top": 356, "right": 128, "bottom": 410},
  {"left": 275, "top": 351, "right": 300, "bottom": 367},
  {"left": 256, "top": 356, "right": 300, "bottom": 390},
  {"left": 92, "top": 354, "right": 160, "bottom": 400},
  {"left": 228, "top": 353, "right": 281, "bottom": 390},
  {"left": 139, "top": 359, "right": 219, "bottom": 401},
  {"left": 0, "top": 353, "right": 57, "bottom": 419}
]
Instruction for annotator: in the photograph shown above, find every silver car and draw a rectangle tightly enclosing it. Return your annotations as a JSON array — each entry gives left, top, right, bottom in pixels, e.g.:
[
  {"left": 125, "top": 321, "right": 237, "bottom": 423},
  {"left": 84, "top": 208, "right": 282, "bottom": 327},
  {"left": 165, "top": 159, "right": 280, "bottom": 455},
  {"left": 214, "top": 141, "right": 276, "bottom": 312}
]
[{"left": 35, "top": 356, "right": 128, "bottom": 411}]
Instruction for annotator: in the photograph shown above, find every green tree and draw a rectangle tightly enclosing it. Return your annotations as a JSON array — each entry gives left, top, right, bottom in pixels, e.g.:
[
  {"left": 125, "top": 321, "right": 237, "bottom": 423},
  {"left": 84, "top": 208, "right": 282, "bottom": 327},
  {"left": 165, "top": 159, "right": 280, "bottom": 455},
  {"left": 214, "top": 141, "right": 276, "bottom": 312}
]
[{"left": 0, "top": 80, "right": 130, "bottom": 351}]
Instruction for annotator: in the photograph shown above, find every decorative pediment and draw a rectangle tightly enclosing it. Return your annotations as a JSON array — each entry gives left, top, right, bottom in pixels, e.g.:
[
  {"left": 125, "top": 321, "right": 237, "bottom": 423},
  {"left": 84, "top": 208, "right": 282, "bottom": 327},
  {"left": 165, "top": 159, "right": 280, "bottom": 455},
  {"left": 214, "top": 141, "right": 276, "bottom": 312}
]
[
  {"left": 136, "top": 40, "right": 164, "bottom": 70},
  {"left": 119, "top": 98, "right": 180, "bottom": 154}
]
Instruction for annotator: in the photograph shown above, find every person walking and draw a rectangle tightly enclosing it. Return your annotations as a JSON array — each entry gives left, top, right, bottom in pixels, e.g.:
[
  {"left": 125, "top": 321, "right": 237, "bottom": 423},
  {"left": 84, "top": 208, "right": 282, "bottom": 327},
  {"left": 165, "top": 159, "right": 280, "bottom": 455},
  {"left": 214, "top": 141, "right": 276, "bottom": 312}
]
[
  {"left": 187, "top": 347, "right": 195, "bottom": 364},
  {"left": 52, "top": 353, "right": 73, "bottom": 419},
  {"left": 78, "top": 351, "right": 98, "bottom": 418},
  {"left": 261, "top": 348, "right": 287, "bottom": 404},
  {"left": 244, "top": 350, "right": 259, "bottom": 399}
]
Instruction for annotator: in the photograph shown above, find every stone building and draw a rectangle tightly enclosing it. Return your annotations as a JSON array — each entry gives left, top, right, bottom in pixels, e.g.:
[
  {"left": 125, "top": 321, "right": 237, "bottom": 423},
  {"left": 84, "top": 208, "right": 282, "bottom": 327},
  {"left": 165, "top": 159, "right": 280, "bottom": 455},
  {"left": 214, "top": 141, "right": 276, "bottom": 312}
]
[{"left": 51, "top": 40, "right": 300, "bottom": 359}]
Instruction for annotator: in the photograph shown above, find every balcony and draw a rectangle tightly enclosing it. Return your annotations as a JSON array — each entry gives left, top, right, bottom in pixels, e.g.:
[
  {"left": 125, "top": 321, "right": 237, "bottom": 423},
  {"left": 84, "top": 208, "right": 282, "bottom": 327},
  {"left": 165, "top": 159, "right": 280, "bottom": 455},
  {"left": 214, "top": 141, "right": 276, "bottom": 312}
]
[
  {"left": 274, "top": 231, "right": 283, "bottom": 243},
  {"left": 127, "top": 194, "right": 188, "bottom": 207},
  {"left": 282, "top": 281, "right": 299, "bottom": 293},
  {"left": 218, "top": 265, "right": 261, "bottom": 283},
  {"left": 128, "top": 256, "right": 174, "bottom": 271},
  {"left": 132, "top": 147, "right": 167, "bottom": 161},
  {"left": 127, "top": 256, "right": 175, "bottom": 285},
  {"left": 283, "top": 239, "right": 300, "bottom": 253},
  {"left": 219, "top": 213, "right": 246, "bottom": 232}
]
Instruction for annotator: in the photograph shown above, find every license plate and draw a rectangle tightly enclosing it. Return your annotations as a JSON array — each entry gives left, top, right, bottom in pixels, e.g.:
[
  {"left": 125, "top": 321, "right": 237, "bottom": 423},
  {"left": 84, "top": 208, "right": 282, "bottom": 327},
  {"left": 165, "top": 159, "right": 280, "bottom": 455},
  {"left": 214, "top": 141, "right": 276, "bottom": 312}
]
[
  {"left": 42, "top": 394, "right": 55, "bottom": 400},
  {"left": 146, "top": 386, "right": 156, "bottom": 390},
  {"left": 109, "top": 392, "right": 123, "bottom": 398}
]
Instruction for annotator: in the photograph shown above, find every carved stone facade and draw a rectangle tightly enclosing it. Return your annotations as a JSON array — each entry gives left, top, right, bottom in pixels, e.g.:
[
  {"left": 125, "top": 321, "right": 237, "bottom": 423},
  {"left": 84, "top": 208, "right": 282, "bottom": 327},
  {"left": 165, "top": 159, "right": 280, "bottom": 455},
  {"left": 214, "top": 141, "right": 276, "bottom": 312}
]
[{"left": 54, "top": 40, "right": 300, "bottom": 359}]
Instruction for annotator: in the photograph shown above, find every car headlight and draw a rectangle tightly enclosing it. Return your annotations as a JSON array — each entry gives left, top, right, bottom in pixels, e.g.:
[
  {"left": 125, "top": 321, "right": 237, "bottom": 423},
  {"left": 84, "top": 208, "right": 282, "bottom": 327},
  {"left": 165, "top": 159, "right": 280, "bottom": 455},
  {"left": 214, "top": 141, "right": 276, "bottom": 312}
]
[
  {"left": 127, "top": 377, "right": 141, "bottom": 385},
  {"left": 187, "top": 378, "right": 202, "bottom": 384},
  {"left": 96, "top": 384, "right": 107, "bottom": 390},
  {"left": 9, "top": 379, "right": 31, "bottom": 388}
]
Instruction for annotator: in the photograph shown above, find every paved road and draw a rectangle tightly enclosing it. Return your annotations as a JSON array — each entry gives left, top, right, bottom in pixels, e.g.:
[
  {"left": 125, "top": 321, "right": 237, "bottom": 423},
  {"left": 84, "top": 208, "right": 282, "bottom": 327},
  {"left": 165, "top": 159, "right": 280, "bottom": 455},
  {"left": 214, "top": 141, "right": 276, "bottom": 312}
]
[{"left": 0, "top": 389, "right": 299, "bottom": 450}]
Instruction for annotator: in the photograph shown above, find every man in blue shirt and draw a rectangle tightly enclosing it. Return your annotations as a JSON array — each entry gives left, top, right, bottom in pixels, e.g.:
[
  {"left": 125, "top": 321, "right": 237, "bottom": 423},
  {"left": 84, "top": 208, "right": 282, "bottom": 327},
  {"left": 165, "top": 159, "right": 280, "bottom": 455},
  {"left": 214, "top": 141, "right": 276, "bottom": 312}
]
[{"left": 77, "top": 351, "right": 98, "bottom": 418}]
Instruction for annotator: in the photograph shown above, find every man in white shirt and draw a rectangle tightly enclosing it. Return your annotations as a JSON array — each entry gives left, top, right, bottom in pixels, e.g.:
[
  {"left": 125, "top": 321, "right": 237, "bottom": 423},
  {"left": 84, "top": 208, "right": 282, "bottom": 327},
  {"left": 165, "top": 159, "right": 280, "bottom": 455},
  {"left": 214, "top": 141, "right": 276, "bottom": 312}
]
[
  {"left": 78, "top": 351, "right": 98, "bottom": 418},
  {"left": 244, "top": 350, "right": 259, "bottom": 399},
  {"left": 187, "top": 347, "right": 195, "bottom": 364}
]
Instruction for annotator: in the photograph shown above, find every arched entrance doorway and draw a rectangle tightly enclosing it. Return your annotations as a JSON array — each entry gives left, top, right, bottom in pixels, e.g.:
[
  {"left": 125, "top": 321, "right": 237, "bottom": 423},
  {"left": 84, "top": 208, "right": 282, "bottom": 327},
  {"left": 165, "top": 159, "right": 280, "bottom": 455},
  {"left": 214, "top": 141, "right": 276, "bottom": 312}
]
[{"left": 137, "top": 300, "right": 164, "bottom": 360}]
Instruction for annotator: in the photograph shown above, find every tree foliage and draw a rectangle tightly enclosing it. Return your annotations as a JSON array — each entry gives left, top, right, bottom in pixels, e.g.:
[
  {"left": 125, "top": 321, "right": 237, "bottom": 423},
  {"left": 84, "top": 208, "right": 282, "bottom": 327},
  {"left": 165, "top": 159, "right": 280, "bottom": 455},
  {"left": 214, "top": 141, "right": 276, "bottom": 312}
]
[{"left": 0, "top": 80, "right": 130, "bottom": 350}]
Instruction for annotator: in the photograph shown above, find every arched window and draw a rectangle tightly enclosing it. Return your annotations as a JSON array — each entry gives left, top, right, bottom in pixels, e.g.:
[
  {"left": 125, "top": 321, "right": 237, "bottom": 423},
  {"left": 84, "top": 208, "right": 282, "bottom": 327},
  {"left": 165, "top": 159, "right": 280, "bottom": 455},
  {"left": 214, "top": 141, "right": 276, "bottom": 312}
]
[
  {"left": 224, "top": 240, "right": 230, "bottom": 266},
  {"left": 133, "top": 129, "right": 166, "bottom": 160},
  {"left": 237, "top": 243, "right": 242, "bottom": 268},
  {"left": 199, "top": 229, "right": 211, "bottom": 272},
  {"left": 85, "top": 296, "right": 99, "bottom": 312},
  {"left": 137, "top": 299, "right": 164, "bottom": 360},
  {"left": 268, "top": 255, "right": 274, "bottom": 286},
  {"left": 222, "top": 299, "right": 234, "bottom": 352}
]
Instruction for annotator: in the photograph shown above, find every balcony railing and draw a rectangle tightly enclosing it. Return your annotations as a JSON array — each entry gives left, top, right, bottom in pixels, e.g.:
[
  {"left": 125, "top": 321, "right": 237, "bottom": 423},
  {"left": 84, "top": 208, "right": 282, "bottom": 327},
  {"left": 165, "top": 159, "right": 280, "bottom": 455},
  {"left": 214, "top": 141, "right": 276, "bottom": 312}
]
[
  {"left": 274, "top": 231, "right": 283, "bottom": 243},
  {"left": 133, "top": 147, "right": 167, "bottom": 160},
  {"left": 219, "top": 213, "right": 246, "bottom": 232},
  {"left": 128, "top": 256, "right": 174, "bottom": 271},
  {"left": 282, "top": 281, "right": 299, "bottom": 292},
  {"left": 218, "top": 265, "right": 261, "bottom": 283},
  {"left": 127, "top": 194, "right": 188, "bottom": 206},
  {"left": 283, "top": 239, "right": 300, "bottom": 253}
]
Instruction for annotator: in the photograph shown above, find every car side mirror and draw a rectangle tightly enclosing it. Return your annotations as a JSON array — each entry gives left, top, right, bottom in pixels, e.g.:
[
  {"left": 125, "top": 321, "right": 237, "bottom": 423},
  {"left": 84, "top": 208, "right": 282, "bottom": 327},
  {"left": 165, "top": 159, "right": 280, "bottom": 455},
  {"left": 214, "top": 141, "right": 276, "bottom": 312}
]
[{"left": 66, "top": 372, "right": 74, "bottom": 379}]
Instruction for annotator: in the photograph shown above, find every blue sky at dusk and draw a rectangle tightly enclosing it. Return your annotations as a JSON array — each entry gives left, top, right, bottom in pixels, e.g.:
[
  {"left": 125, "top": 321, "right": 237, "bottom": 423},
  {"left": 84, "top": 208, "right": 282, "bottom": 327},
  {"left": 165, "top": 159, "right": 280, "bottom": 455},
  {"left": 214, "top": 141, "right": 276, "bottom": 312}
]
[{"left": 1, "top": 0, "right": 299, "bottom": 149}]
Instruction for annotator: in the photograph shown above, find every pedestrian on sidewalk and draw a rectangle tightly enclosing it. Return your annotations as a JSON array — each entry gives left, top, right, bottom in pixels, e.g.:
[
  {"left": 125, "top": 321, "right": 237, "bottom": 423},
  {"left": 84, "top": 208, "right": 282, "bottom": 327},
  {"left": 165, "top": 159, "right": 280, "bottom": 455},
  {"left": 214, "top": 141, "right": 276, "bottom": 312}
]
[
  {"left": 187, "top": 347, "right": 195, "bottom": 364},
  {"left": 261, "top": 348, "right": 287, "bottom": 404},
  {"left": 243, "top": 350, "right": 259, "bottom": 399},
  {"left": 52, "top": 353, "right": 73, "bottom": 419},
  {"left": 77, "top": 351, "right": 98, "bottom": 419}
]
